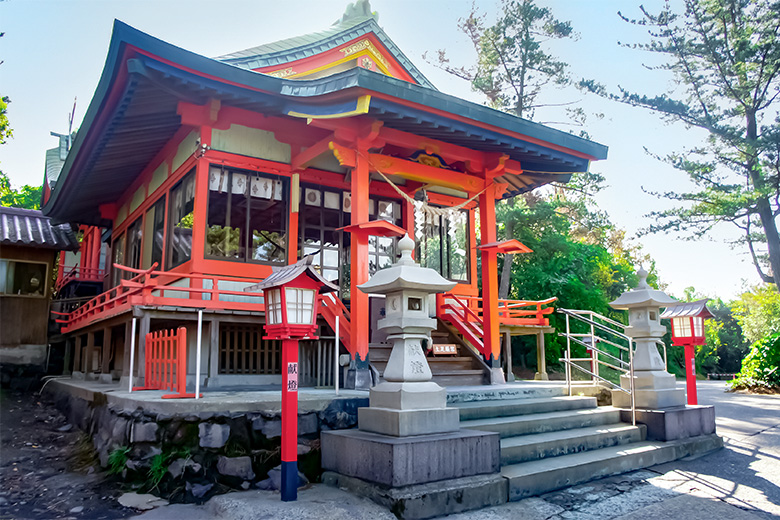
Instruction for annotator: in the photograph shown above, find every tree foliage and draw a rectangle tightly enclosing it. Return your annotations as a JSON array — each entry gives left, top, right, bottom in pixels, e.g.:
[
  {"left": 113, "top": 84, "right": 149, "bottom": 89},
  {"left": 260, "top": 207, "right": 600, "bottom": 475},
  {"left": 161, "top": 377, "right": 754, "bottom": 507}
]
[
  {"left": 426, "top": 0, "right": 574, "bottom": 119},
  {"left": 730, "top": 331, "right": 780, "bottom": 391},
  {"left": 0, "top": 171, "right": 42, "bottom": 210},
  {"left": 498, "top": 182, "right": 655, "bottom": 372},
  {"left": 731, "top": 283, "right": 780, "bottom": 343},
  {"left": 581, "top": 0, "right": 780, "bottom": 290}
]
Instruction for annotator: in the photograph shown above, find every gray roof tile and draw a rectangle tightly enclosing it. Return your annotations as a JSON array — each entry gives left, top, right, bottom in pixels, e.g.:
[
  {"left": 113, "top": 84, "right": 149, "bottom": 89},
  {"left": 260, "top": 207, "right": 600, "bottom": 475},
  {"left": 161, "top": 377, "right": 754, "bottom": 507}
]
[{"left": 0, "top": 206, "right": 80, "bottom": 251}]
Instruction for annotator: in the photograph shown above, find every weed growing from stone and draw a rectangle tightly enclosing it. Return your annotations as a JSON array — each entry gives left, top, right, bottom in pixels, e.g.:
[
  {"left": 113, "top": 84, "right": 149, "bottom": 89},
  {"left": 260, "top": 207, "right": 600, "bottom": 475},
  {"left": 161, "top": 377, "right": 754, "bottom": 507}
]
[{"left": 107, "top": 446, "right": 131, "bottom": 476}]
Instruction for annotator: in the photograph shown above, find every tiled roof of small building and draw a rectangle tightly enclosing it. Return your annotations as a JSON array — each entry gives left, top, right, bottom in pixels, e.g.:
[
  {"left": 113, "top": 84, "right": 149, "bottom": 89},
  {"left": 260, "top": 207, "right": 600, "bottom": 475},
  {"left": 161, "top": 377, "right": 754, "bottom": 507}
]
[{"left": 0, "top": 206, "right": 79, "bottom": 251}]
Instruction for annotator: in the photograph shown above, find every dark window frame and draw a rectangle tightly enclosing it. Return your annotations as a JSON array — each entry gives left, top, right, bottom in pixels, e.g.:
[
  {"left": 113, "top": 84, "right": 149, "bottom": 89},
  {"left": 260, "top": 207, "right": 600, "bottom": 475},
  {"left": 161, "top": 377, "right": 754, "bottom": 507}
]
[{"left": 205, "top": 165, "right": 290, "bottom": 266}]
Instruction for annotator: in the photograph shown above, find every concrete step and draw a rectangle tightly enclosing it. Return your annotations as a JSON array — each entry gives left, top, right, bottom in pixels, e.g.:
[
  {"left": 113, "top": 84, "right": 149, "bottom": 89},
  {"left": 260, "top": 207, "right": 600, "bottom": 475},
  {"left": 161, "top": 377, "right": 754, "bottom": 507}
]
[
  {"left": 502, "top": 434, "right": 724, "bottom": 501},
  {"left": 500, "top": 423, "right": 645, "bottom": 465},
  {"left": 461, "top": 406, "right": 620, "bottom": 438},
  {"left": 427, "top": 357, "right": 475, "bottom": 370},
  {"left": 455, "top": 395, "right": 597, "bottom": 421},
  {"left": 432, "top": 370, "right": 486, "bottom": 387},
  {"left": 446, "top": 384, "right": 569, "bottom": 404}
]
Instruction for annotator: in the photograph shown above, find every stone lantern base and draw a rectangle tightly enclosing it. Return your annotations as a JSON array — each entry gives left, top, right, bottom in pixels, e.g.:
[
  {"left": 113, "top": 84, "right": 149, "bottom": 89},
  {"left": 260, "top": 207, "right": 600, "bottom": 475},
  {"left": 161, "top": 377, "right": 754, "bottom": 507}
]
[
  {"left": 612, "top": 370, "right": 686, "bottom": 409},
  {"left": 357, "top": 381, "right": 460, "bottom": 436}
]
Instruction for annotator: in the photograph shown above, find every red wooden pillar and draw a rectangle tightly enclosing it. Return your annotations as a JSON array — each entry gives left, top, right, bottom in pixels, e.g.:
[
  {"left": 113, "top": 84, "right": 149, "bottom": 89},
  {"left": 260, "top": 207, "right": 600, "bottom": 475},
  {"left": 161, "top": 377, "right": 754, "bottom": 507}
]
[
  {"left": 191, "top": 152, "right": 210, "bottom": 276},
  {"left": 79, "top": 225, "right": 90, "bottom": 271},
  {"left": 478, "top": 182, "right": 501, "bottom": 369},
  {"left": 350, "top": 146, "right": 370, "bottom": 374},
  {"left": 90, "top": 227, "right": 101, "bottom": 273},
  {"left": 288, "top": 173, "right": 300, "bottom": 265},
  {"left": 281, "top": 338, "right": 299, "bottom": 501}
]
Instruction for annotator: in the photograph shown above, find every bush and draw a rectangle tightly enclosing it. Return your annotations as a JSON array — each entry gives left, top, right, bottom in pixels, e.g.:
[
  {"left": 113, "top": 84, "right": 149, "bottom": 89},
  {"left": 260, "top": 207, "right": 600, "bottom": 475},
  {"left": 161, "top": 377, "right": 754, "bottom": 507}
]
[{"left": 729, "top": 332, "right": 780, "bottom": 392}]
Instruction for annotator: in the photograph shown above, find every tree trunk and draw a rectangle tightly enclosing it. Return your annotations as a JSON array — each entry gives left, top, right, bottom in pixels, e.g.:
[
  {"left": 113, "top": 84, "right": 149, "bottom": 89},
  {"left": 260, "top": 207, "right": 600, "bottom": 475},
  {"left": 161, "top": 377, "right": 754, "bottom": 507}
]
[
  {"left": 745, "top": 110, "right": 780, "bottom": 291},
  {"left": 498, "top": 205, "right": 515, "bottom": 299}
]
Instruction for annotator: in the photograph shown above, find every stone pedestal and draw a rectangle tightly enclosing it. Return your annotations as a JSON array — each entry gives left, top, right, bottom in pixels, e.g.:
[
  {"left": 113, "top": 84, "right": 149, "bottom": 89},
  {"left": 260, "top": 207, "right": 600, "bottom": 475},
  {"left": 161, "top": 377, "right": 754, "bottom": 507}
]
[
  {"left": 321, "top": 428, "right": 499, "bottom": 487},
  {"left": 358, "top": 381, "right": 460, "bottom": 436}
]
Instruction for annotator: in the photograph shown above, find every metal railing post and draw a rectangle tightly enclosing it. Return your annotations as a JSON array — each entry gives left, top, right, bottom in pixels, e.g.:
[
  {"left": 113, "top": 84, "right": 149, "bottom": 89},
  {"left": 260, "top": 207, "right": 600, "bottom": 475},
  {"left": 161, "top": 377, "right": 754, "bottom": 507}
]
[
  {"left": 590, "top": 317, "right": 598, "bottom": 382},
  {"left": 334, "top": 315, "right": 340, "bottom": 395},
  {"left": 565, "top": 313, "right": 572, "bottom": 396},
  {"left": 629, "top": 339, "right": 636, "bottom": 426}
]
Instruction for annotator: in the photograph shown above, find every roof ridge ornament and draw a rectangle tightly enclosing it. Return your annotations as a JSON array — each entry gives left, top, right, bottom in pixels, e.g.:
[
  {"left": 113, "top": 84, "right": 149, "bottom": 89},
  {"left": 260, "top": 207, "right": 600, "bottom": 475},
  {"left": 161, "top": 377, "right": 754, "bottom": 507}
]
[{"left": 334, "top": 0, "right": 378, "bottom": 26}]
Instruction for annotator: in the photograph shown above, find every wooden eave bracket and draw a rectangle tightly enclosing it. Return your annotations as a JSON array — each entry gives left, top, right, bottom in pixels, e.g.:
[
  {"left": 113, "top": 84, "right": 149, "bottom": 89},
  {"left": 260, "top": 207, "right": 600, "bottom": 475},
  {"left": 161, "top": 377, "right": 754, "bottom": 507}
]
[
  {"left": 292, "top": 134, "right": 337, "bottom": 171},
  {"left": 177, "top": 99, "right": 222, "bottom": 127},
  {"left": 99, "top": 203, "right": 118, "bottom": 221}
]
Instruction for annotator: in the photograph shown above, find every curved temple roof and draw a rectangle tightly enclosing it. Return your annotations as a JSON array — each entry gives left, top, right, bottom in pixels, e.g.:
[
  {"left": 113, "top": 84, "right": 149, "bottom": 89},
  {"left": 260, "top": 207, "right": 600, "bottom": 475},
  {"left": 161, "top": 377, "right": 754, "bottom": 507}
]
[{"left": 42, "top": 20, "right": 608, "bottom": 226}]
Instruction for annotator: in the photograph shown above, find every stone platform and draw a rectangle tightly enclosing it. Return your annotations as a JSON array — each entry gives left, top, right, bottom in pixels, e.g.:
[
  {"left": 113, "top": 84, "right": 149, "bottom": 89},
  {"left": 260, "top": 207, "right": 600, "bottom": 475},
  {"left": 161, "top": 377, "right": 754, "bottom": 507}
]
[
  {"left": 320, "top": 428, "right": 499, "bottom": 487},
  {"left": 620, "top": 405, "right": 716, "bottom": 441}
]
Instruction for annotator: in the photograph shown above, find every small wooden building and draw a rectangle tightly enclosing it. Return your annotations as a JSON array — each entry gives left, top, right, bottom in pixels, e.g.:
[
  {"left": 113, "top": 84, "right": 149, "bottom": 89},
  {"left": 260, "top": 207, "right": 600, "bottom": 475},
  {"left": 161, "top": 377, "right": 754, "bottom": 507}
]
[
  {"left": 0, "top": 207, "right": 79, "bottom": 380},
  {"left": 42, "top": 4, "right": 607, "bottom": 389}
]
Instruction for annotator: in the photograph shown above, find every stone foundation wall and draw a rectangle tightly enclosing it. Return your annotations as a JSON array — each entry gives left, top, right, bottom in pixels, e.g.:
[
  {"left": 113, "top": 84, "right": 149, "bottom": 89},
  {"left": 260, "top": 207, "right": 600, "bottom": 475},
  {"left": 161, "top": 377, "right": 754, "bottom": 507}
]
[{"left": 44, "top": 386, "right": 368, "bottom": 503}]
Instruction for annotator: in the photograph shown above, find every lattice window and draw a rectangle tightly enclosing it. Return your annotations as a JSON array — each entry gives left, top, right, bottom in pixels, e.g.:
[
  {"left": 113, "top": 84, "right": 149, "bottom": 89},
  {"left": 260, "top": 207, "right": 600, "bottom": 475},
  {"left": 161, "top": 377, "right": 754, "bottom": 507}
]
[{"left": 218, "top": 324, "right": 281, "bottom": 375}]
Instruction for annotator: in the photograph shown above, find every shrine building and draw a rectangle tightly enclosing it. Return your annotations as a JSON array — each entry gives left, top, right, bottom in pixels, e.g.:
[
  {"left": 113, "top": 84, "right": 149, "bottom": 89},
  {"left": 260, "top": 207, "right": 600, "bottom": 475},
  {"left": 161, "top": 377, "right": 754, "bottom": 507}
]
[{"left": 43, "top": 3, "right": 608, "bottom": 390}]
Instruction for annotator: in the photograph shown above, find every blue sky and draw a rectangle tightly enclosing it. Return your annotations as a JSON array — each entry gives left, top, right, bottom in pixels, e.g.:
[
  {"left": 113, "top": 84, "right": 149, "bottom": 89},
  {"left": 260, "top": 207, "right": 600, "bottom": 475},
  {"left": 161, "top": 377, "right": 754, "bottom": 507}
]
[{"left": 0, "top": 0, "right": 759, "bottom": 299}]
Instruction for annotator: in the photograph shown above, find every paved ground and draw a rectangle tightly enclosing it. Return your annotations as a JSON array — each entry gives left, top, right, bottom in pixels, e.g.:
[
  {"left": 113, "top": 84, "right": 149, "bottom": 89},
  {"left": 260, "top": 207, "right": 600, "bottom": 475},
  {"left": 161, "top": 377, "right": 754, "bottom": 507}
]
[{"left": 132, "top": 380, "right": 780, "bottom": 520}]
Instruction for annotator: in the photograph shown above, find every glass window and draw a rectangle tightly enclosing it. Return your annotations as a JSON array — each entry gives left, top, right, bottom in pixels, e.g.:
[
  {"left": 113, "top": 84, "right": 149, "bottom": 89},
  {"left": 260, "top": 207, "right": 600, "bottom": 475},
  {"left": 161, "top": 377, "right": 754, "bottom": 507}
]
[
  {"left": 207, "top": 166, "right": 288, "bottom": 264},
  {"left": 417, "top": 208, "right": 469, "bottom": 282},
  {"left": 142, "top": 197, "right": 166, "bottom": 269},
  {"left": 0, "top": 260, "right": 47, "bottom": 297},
  {"left": 368, "top": 197, "right": 402, "bottom": 275},
  {"left": 111, "top": 233, "right": 125, "bottom": 286},
  {"left": 126, "top": 217, "right": 143, "bottom": 271},
  {"left": 168, "top": 169, "right": 195, "bottom": 269}
]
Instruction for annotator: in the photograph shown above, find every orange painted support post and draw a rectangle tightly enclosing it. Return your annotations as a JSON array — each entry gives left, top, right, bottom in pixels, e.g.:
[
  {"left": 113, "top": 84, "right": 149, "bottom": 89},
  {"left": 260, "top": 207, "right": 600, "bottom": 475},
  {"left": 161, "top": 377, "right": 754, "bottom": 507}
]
[
  {"left": 288, "top": 172, "right": 300, "bottom": 265},
  {"left": 90, "top": 228, "right": 101, "bottom": 272},
  {"left": 478, "top": 182, "right": 501, "bottom": 373},
  {"left": 191, "top": 156, "right": 210, "bottom": 273},
  {"left": 349, "top": 146, "right": 371, "bottom": 388}
]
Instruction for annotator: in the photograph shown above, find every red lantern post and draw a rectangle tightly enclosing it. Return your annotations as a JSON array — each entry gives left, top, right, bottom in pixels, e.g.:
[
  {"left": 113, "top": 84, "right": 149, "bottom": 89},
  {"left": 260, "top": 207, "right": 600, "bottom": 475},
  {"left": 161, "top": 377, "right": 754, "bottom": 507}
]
[
  {"left": 660, "top": 299, "right": 713, "bottom": 406},
  {"left": 245, "top": 257, "right": 337, "bottom": 501}
]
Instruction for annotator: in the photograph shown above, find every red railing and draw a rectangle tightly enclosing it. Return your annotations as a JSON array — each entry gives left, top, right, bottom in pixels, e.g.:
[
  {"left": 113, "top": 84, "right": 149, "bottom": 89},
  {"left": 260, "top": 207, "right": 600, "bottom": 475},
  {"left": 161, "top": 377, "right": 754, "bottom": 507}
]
[
  {"left": 320, "top": 292, "right": 352, "bottom": 355},
  {"left": 133, "top": 326, "right": 200, "bottom": 399},
  {"left": 55, "top": 265, "right": 107, "bottom": 292},
  {"left": 436, "top": 292, "right": 558, "bottom": 358},
  {"left": 437, "top": 293, "right": 487, "bottom": 356},
  {"left": 55, "top": 263, "right": 267, "bottom": 333}
]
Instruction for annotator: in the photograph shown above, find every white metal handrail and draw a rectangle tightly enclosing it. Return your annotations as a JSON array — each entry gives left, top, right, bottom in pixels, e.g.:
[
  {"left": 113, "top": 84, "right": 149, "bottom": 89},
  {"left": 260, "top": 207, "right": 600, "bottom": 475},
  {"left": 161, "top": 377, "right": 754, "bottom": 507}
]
[{"left": 558, "top": 308, "right": 636, "bottom": 426}]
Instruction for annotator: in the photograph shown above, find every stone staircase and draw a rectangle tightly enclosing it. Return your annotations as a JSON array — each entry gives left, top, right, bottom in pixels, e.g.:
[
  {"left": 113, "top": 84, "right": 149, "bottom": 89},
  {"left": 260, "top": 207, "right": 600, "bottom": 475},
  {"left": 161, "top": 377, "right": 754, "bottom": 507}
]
[
  {"left": 369, "top": 332, "right": 487, "bottom": 386},
  {"left": 451, "top": 385, "right": 723, "bottom": 500}
]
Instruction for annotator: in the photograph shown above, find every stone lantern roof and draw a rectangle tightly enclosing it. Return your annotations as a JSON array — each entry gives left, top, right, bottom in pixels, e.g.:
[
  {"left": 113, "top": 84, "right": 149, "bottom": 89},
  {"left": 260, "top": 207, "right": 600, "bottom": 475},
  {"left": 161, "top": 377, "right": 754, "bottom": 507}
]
[
  {"left": 358, "top": 234, "right": 455, "bottom": 295},
  {"left": 609, "top": 268, "right": 677, "bottom": 310}
]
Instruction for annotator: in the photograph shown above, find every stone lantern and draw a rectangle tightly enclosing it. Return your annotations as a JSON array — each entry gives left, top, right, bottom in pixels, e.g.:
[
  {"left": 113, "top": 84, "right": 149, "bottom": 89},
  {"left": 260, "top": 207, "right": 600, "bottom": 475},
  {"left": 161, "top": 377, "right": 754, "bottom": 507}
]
[
  {"left": 610, "top": 268, "right": 685, "bottom": 409},
  {"left": 356, "top": 234, "right": 459, "bottom": 435},
  {"left": 320, "top": 235, "right": 503, "bottom": 513}
]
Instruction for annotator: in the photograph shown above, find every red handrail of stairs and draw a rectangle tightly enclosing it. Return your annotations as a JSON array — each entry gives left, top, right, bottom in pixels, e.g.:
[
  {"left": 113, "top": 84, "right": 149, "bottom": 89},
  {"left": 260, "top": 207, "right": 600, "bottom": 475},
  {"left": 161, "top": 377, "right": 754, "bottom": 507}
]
[
  {"left": 437, "top": 293, "right": 558, "bottom": 359},
  {"left": 437, "top": 293, "right": 487, "bottom": 358},
  {"left": 319, "top": 293, "right": 352, "bottom": 356}
]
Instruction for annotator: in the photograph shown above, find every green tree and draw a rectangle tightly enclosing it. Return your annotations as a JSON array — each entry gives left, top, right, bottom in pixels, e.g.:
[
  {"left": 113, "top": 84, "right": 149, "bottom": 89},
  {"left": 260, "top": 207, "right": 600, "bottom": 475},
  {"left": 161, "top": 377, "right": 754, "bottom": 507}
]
[
  {"left": 499, "top": 193, "right": 652, "bottom": 374},
  {"left": 581, "top": 0, "right": 780, "bottom": 290},
  {"left": 0, "top": 95, "right": 11, "bottom": 145},
  {"left": 731, "top": 283, "right": 780, "bottom": 343},
  {"left": 427, "top": 0, "right": 587, "bottom": 299},
  {"left": 1, "top": 171, "right": 43, "bottom": 209}
]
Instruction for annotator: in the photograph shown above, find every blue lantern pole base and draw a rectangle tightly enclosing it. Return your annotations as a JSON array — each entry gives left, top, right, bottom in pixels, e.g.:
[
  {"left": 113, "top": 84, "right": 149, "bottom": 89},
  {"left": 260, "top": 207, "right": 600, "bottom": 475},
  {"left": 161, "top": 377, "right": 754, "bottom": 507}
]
[{"left": 281, "top": 460, "right": 299, "bottom": 502}]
